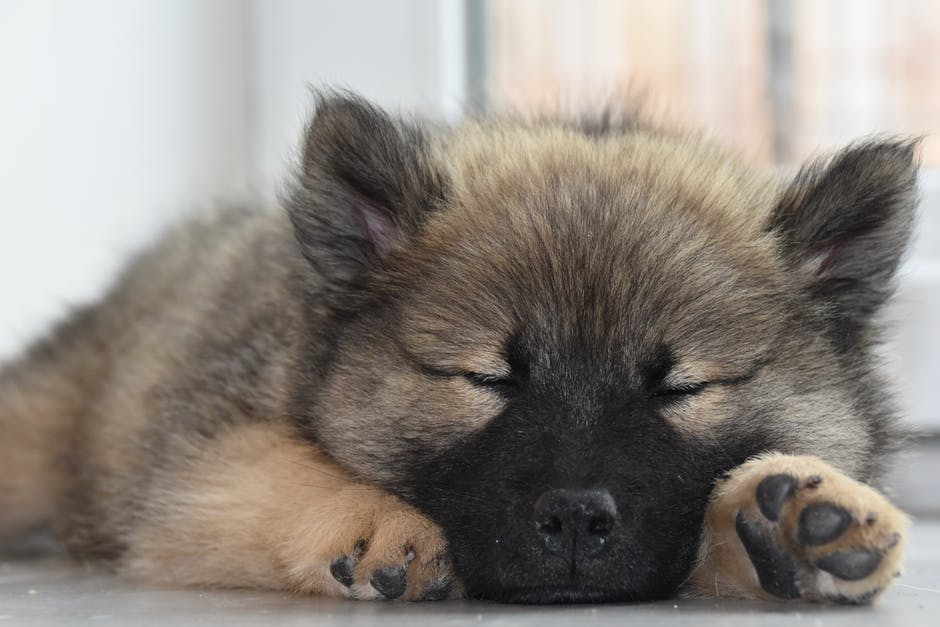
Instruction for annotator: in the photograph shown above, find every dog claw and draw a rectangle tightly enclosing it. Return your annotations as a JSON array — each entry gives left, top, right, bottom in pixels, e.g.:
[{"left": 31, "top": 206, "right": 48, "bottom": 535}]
[{"left": 804, "top": 475, "right": 823, "bottom": 489}]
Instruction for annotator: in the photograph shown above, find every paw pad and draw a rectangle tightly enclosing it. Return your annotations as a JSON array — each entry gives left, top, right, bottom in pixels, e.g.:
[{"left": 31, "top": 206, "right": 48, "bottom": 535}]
[
  {"left": 329, "top": 555, "right": 356, "bottom": 587},
  {"left": 815, "top": 548, "right": 882, "bottom": 581},
  {"left": 756, "top": 474, "right": 797, "bottom": 521},
  {"left": 329, "top": 540, "right": 365, "bottom": 588},
  {"left": 731, "top": 462, "right": 906, "bottom": 605},
  {"left": 798, "top": 502, "right": 852, "bottom": 546},
  {"left": 735, "top": 512, "right": 800, "bottom": 599},
  {"left": 328, "top": 537, "right": 449, "bottom": 601},
  {"left": 419, "top": 579, "right": 454, "bottom": 601},
  {"left": 370, "top": 565, "right": 408, "bottom": 599}
]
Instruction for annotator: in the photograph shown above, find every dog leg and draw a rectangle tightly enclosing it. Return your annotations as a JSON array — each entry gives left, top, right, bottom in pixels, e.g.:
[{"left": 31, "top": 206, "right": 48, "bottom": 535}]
[
  {"left": 687, "top": 453, "right": 908, "bottom": 604},
  {"left": 120, "top": 422, "right": 455, "bottom": 600}
]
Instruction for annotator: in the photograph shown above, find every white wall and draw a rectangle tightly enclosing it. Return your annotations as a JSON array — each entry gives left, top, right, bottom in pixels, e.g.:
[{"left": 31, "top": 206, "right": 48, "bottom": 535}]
[
  {"left": 0, "top": 0, "right": 464, "bottom": 359},
  {"left": 243, "top": 0, "right": 466, "bottom": 202},
  {"left": 891, "top": 172, "right": 940, "bottom": 430},
  {"left": 0, "top": 0, "right": 249, "bottom": 357}
]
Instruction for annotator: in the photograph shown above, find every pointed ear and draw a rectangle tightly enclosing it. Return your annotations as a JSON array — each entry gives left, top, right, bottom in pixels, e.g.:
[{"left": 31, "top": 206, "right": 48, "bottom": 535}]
[
  {"left": 285, "top": 91, "right": 447, "bottom": 303},
  {"left": 768, "top": 139, "right": 919, "bottom": 336}
]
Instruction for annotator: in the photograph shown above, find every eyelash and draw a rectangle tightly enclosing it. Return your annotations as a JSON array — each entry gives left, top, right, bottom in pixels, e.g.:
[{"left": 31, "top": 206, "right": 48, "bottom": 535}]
[
  {"left": 651, "top": 381, "right": 709, "bottom": 401},
  {"left": 463, "top": 373, "right": 710, "bottom": 398},
  {"left": 464, "top": 372, "right": 517, "bottom": 389}
]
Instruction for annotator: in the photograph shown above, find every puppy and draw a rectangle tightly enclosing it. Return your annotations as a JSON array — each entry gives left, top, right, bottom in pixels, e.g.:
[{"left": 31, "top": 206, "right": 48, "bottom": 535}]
[{"left": 0, "top": 92, "right": 915, "bottom": 604}]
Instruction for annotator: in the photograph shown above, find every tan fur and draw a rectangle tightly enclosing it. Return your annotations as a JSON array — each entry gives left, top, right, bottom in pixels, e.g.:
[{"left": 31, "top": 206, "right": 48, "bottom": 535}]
[
  {"left": 122, "top": 421, "right": 450, "bottom": 599},
  {"left": 0, "top": 367, "right": 73, "bottom": 538},
  {"left": 658, "top": 385, "right": 734, "bottom": 435},
  {"left": 689, "top": 454, "right": 908, "bottom": 602},
  {"left": 0, "top": 306, "right": 108, "bottom": 539}
]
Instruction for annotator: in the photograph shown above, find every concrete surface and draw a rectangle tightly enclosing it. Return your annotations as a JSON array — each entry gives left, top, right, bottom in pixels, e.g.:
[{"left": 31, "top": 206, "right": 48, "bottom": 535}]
[{"left": 1, "top": 523, "right": 938, "bottom": 626}]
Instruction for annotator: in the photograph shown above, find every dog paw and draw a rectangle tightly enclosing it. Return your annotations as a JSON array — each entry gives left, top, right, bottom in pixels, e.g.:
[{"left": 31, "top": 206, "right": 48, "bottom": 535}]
[
  {"left": 713, "top": 454, "right": 908, "bottom": 604},
  {"left": 323, "top": 500, "right": 456, "bottom": 601},
  {"left": 273, "top": 487, "right": 457, "bottom": 601}
]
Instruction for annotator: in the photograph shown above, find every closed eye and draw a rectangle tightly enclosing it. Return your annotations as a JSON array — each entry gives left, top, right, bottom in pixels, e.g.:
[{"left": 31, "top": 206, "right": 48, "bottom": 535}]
[
  {"left": 464, "top": 371, "right": 517, "bottom": 390},
  {"left": 413, "top": 361, "right": 517, "bottom": 390},
  {"left": 651, "top": 381, "right": 709, "bottom": 402}
]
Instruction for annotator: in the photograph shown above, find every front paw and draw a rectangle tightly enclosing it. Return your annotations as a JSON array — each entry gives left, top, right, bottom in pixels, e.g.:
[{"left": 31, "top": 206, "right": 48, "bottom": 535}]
[
  {"left": 326, "top": 505, "right": 456, "bottom": 601},
  {"left": 727, "top": 455, "right": 907, "bottom": 604},
  {"left": 274, "top": 487, "right": 457, "bottom": 601}
]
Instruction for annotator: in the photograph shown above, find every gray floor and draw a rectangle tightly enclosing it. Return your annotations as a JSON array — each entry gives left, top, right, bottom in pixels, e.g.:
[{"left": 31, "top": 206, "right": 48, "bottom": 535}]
[{"left": 1, "top": 523, "right": 938, "bottom": 627}]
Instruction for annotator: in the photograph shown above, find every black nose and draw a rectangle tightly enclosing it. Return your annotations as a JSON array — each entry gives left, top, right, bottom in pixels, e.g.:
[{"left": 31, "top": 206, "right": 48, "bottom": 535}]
[{"left": 533, "top": 488, "right": 619, "bottom": 559}]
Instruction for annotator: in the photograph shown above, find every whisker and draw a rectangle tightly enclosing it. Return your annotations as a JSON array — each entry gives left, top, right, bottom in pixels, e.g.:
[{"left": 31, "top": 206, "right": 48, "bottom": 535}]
[{"left": 898, "top": 583, "right": 940, "bottom": 594}]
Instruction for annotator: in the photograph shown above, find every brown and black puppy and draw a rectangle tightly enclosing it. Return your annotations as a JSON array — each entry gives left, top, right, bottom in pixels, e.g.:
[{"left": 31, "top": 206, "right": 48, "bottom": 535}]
[{"left": 0, "top": 92, "right": 915, "bottom": 605}]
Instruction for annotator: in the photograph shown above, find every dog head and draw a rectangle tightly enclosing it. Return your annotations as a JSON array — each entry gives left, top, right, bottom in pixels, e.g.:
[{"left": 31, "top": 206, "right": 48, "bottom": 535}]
[{"left": 287, "top": 92, "right": 918, "bottom": 602}]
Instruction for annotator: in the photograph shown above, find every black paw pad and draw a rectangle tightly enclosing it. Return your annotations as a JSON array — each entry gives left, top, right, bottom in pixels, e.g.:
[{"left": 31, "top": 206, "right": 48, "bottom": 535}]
[
  {"left": 816, "top": 549, "right": 882, "bottom": 581},
  {"left": 756, "top": 474, "right": 797, "bottom": 522},
  {"left": 330, "top": 555, "right": 356, "bottom": 587},
  {"left": 419, "top": 580, "right": 453, "bottom": 601},
  {"left": 735, "top": 512, "right": 801, "bottom": 599},
  {"left": 799, "top": 503, "right": 852, "bottom": 546},
  {"left": 330, "top": 540, "right": 365, "bottom": 587},
  {"left": 371, "top": 565, "right": 408, "bottom": 599}
]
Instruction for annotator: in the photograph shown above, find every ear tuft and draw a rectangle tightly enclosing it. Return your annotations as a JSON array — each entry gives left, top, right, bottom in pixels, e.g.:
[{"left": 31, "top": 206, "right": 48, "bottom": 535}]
[{"left": 769, "top": 138, "right": 920, "bottom": 337}]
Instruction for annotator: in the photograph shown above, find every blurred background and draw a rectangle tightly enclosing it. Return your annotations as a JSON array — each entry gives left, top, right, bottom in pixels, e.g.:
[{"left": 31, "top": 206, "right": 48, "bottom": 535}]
[{"left": 1, "top": 0, "right": 938, "bottom": 510}]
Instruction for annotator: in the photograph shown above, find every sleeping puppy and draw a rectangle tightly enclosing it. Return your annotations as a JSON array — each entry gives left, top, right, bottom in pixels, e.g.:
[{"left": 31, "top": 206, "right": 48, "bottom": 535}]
[{"left": 0, "top": 91, "right": 915, "bottom": 604}]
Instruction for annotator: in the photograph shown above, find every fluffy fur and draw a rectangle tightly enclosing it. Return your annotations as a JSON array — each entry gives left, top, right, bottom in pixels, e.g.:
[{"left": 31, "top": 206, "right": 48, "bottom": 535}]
[{"left": 0, "top": 91, "right": 918, "bottom": 604}]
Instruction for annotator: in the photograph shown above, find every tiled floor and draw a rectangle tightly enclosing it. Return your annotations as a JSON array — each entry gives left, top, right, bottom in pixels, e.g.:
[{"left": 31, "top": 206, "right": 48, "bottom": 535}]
[{"left": 1, "top": 523, "right": 938, "bottom": 626}]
